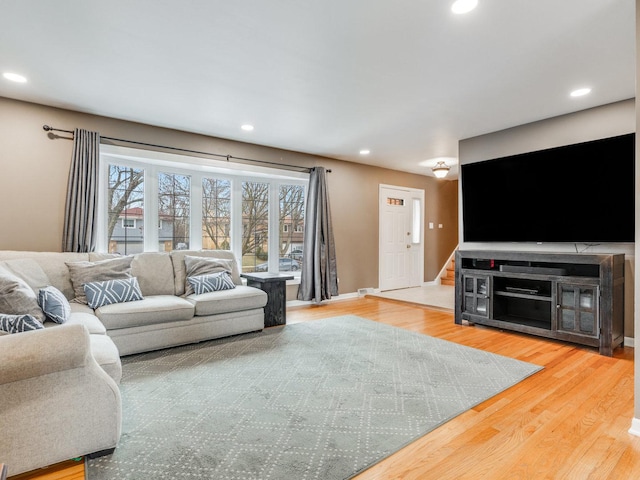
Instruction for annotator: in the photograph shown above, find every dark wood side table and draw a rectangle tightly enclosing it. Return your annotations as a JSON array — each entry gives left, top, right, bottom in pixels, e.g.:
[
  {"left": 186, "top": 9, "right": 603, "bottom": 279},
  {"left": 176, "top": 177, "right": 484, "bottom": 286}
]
[{"left": 241, "top": 272, "right": 294, "bottom": 327}]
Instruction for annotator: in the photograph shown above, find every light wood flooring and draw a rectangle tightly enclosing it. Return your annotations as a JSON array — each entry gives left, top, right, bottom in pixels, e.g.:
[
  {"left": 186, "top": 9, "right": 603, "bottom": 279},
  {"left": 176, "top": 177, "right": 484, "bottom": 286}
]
[{"left": 11, "top": 296, "right": 640, "bottom": 480}]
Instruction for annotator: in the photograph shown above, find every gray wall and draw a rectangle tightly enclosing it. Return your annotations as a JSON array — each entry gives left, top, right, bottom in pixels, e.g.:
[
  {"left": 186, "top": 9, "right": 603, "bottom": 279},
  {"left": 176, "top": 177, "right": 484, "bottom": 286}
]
[
  {"left": 458, "top": 99, "right": 635, "bottom": 338},
  {"left": 0, "top": 96, "right": 458, "bottom": 297}
]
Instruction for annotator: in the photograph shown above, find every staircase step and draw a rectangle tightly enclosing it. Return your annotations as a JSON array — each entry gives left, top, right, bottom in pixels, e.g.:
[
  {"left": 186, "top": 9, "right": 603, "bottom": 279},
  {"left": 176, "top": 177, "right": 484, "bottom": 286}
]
[{"left": 441, "top": 277, "right": 455, "bottom": 286}]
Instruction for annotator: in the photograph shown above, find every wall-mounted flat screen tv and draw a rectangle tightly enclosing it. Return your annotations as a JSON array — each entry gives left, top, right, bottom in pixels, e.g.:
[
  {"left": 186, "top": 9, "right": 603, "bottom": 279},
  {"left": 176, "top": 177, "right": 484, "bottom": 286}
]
[{"left": 461, "top": 133, "right": 635, "bottom": 243}]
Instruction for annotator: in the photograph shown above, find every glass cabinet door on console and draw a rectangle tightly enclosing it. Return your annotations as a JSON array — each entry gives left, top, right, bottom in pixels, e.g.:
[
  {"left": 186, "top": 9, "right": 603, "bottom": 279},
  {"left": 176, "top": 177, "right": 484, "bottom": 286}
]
[
  {"left": 462, "top": 275, "right": 490, "bottom": 318},
  {"left": 556, "top": 283, "right": 599, "bottom": 337}
]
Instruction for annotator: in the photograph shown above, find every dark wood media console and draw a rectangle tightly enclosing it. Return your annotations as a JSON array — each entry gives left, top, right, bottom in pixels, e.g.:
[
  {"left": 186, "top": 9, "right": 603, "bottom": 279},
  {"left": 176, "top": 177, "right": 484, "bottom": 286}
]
[{"left": 454, "top": 250, "right": 625, "bottom": 356}]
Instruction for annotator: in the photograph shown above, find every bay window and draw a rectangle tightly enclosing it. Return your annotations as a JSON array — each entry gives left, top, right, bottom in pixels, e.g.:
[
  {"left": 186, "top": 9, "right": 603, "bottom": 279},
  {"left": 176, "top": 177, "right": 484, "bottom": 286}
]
[{"left": 98, "top": 146, "right": 307, "bottom": 276}]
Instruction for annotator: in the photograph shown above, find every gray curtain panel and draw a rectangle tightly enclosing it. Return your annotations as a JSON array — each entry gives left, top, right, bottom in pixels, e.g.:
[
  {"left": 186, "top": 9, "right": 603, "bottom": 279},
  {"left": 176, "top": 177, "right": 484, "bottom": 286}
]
[
  {"left": 297, "top": 167, "right": 338, "bottom": 302},
  {"left": 62, "top": 128, "right": 100, "bottom": 252}
]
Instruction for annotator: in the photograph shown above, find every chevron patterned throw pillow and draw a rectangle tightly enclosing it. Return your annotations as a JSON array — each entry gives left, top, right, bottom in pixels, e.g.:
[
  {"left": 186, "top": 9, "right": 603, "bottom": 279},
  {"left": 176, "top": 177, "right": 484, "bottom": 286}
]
[
  {"left": 187, "top": 271, "right": 236, "bottom": 295},
  {"left": 38, "top": 286, "right": 71, "bottom": 324},
  {"left": 0, "top": 313, "right": 44, "bottom": 334},
  {"left": 84, "top": 277, "right": 144, "bottom": 309}
]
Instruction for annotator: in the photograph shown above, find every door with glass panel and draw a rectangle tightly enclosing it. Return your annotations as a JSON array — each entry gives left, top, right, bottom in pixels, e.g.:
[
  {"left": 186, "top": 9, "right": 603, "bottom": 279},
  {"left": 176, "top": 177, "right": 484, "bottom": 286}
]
[
  {"left": 378, "top": 185, "right": 424, "bottom": 291},
  {"left": 556, "top": 283, "right": 599, "bottom": 337}
]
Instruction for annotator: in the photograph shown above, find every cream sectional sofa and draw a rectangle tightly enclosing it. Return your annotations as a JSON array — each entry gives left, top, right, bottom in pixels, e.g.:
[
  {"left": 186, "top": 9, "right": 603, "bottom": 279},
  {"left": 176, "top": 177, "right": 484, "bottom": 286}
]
[{"left": 0, "top": 249, "right": 267, "bottom": 477}]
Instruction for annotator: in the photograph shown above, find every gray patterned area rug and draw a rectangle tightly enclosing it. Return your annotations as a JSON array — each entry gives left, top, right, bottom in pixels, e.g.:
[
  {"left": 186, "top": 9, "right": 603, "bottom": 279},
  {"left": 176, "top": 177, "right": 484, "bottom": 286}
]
[{"left": 87, "top": 315, "right": 542, "bottom": 480}]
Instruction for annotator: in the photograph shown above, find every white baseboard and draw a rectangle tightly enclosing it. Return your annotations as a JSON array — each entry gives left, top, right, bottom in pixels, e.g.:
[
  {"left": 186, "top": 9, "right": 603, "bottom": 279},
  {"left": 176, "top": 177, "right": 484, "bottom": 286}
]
[
  {"left": 287, "top": 291, "right": 360, "bottom": 308},
  {"left": 624, "top": 337, "right": 635, "bottom": 348},
  {"left": 629, "top": 418, "right": 640, "bottom": 437}
]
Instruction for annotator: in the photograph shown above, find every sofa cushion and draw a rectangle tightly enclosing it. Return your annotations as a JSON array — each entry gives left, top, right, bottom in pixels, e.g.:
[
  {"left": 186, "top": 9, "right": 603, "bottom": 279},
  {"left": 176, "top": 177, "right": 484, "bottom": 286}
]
[
  {"left": 184, "top": 256, "right": 235, "bottom": 295},
  {"left": 0, "top": 268, "right": 46, "bottom": 322},
  {"left": 66, "top": 256, "right": 134, "bottom": 304},
  {"left": 96, "top": 295, "right": 195, "bottom": 330},
  {"left": 0, "top": 258, "right": 50, "bottom": 292},
  {"left": 84, "top": 277, "right": 144, "bottom": 309},
  {"left": 131, "top": 252, "right": 176, "bottom": 296},
  {"left": 170, "top": 250, "right": 242, "bottom": 296},
  {"left": 45, "top": 310, "right": 107, "bottom": 335},
  {"left": 89, "top": 334, "right": 122, "bottom": 384},
  {"left": 0, "top": 251, "right": 90, "bottom": 299},
  {"left": 38, "top": 286, "right": 71, "bottom": 324},
  {"left": 0, "top": 313, "right": 44, "bottom": 334},
  {"left": 188, "top": 271, "right": 236, "bottom": 295},
  {"left": 188, "top": 285, "right": 267, "bottom": 316}
]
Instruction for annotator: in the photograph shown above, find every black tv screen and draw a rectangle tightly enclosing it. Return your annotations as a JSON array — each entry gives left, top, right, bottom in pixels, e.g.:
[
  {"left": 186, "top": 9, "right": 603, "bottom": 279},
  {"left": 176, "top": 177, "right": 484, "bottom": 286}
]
[{"left": 461, "top": 133, "right": 635, "bottom": 243}]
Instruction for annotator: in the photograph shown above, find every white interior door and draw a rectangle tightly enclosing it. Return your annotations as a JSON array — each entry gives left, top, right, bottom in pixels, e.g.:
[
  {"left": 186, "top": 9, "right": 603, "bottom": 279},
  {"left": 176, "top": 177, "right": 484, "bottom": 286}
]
[{"left": 379, "top": 185, "right": 424, "bottom": 291}]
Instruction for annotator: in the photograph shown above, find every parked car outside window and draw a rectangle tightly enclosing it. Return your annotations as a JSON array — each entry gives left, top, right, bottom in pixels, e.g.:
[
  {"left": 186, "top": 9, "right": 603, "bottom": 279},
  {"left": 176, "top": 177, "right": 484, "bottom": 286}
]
[{"left": 255, "top": 257, "right": 301, "bottom": 272}]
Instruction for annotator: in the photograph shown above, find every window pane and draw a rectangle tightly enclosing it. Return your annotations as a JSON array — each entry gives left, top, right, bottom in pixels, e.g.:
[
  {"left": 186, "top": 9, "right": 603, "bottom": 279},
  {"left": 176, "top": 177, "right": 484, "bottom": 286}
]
[
  {"left": 202, "top": 177, "right": 231, "bottom": 250},
  {"left": 279, "top": 184, "right": 305, "bottom": 273},
  {"left": 108, "top": 165, "right": 144, "bottom": 255},
  {"left": 242, "top": 181, "right": 269, "bottom": 272},
  {"left": 159, "top": 172, "right": 191, "bottom": 251}
]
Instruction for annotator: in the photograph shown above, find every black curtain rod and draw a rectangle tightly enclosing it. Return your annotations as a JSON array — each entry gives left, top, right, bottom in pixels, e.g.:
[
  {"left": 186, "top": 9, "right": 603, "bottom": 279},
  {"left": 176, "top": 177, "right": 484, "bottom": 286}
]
[{"left": 42, "top": 125, "right": 330, "bottom": 174}]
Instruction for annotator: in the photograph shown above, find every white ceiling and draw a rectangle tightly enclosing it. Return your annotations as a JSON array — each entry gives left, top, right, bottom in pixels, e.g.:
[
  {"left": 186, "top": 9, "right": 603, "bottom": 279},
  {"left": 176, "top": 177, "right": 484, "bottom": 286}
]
[{"left": 0, "top": 0, "right": 635, "bottom": 178}]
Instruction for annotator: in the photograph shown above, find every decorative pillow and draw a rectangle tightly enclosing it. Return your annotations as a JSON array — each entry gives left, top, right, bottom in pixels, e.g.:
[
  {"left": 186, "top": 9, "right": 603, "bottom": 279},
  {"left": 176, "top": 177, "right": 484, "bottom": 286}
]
[
  {"left": 188, "top": 271, "right": 236, "bottom": 295},
  {"left": 0, "top": 268, "right": 46, "bottom": 322},
  {"left": 84, "top": 277, "right": 144, "bottom": 309},
  {"left": 0, "top": 313, "right": 44, "bottom": 334},
  {"left": 0, "top": 258, "right": 51, "bottom": 292},
  {"left": 183, "top": 255, "right": 235, "bottom": 296},
  {"left": 66, "top": 256, "right": 134, "bottom": 304},
  {"left": 38, "top": 286, "right": 71, "bottom": 324}
]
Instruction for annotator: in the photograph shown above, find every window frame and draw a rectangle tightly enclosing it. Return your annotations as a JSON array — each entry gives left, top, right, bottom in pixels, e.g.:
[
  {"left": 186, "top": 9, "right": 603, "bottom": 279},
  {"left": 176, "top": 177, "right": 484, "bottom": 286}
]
[
  {"left": 122, "top": 218, "right": 136, "bottom": 229},
  {"left": 98, "top": 145, "right": 308, "bottom": 276}
]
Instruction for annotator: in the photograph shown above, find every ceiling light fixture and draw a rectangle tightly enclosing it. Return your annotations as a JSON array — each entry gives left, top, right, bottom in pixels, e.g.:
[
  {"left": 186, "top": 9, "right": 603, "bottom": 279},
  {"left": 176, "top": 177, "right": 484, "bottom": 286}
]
[
  {"left": 3, "top": 72, "right": 27, "bottom": 83},
  {"left": 241, "top": 124, "right": 254, "bottom": 131},
  {"left": 432, "top": 161, "right": 451, "bottom": 178},
  {"left": 359, "top": 149, "right": 370, "bottom": 155},
  {"left": 451, "top": 0, "right": 478, "bottom": 14},
  {"left": 570, "top": 87, "right": 591, "bottom": 97}
]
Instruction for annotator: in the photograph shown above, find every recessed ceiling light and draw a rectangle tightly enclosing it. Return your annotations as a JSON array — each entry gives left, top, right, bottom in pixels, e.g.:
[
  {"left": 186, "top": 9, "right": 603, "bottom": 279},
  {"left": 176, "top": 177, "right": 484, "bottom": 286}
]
[
  {"left": 3, "top": 72, "right": 27, "bottom": 83},
  {"left": 359, "top": 149, "right": 370, "bottom": 155},
  {"left": 570, "top": 87, "right": 591, "bottom": 97},
  {"left": 241, "top": 124, "right": 254, "bottom": 131},
  {"left": 451, "top": 0, "right": 478, "bottom": 14}
]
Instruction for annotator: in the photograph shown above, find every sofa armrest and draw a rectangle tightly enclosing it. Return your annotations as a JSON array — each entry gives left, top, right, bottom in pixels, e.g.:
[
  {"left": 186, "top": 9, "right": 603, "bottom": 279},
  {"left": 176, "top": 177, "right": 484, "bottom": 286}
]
[
  {"left": 0, "top": 323, "right": 122, "bottom": 477},
  {"left": 0, "top": 323, "right": 91, "bottom": 385}
]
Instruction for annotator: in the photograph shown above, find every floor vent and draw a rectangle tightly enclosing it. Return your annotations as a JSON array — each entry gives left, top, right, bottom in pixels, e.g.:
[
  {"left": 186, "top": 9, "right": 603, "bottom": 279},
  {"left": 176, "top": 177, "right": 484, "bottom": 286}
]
[{"left": 358, "top": 287, "right": 375, "bottom": 296}]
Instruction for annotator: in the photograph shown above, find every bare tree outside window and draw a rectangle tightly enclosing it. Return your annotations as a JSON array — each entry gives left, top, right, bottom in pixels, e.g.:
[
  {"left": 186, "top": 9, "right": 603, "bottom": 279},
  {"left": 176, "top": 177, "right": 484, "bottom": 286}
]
[
  {"left": 202, "top": 177, "right": 231, "bottom": 250},
  {"left": 108, "top": 165, "right": 144, "bottom": 254},
  {"left": 159, "top": 173, "right": 190, "bottom": 251},
  {"left": 242, "top": 181, "right": 269, "bottom": 272},
  {"left": 279, "top": 185, "right": 305, "bottom": 265},
  {"left": 103, "top": 162, "right": 305, "bottom": 267}
]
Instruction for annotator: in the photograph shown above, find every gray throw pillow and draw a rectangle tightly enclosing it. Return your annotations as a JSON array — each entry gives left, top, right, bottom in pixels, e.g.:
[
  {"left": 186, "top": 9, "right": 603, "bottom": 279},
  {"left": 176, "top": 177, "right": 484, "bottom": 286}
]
[
  {"left": 38, "top": 286, "right": 71, "bottom": 324},
  {"left": 0, "top": 268, "right": 46, "bottom": 322},
  {"left": 0, "top": 313, "right": 44, "bottom": 334},
  {"left": 84, "top": 277, "right": 144, "bottom": 309},
  {"left": 183, "top": 255, "right": 234, "bottom": 296},
  {"left": 66, "top": 256, "right": 134, "bottom": 304},
  {"left": 188, "top": 271, "right": 236, "bottom": 295}
]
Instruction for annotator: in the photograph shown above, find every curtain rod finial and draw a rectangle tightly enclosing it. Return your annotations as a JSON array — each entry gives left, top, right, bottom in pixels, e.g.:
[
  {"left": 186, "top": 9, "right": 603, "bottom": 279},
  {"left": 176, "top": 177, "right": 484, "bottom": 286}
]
[{"left": 43, "top": 125, "right": 51, "bottom": 131}]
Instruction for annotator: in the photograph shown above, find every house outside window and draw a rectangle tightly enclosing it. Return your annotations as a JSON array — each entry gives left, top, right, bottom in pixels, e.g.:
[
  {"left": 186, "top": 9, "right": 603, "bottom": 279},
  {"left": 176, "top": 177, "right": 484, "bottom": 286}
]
[{"left": 107, "top": 165, "right": 144, "bottom": 255}]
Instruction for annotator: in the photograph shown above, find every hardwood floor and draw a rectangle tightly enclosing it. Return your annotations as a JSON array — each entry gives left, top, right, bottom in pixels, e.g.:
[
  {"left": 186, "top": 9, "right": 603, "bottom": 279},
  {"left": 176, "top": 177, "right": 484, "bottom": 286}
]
[{"left": 12, "top": 297, "right": 639, "bottom": 479}]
